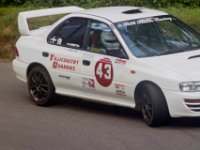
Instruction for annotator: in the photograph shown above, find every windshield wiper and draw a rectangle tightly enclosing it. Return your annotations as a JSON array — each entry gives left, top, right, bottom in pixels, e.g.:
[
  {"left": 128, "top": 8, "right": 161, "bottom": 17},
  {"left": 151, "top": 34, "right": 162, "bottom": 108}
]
[{"left": 188, "top": 54, "right": 200, "bottom": 59}]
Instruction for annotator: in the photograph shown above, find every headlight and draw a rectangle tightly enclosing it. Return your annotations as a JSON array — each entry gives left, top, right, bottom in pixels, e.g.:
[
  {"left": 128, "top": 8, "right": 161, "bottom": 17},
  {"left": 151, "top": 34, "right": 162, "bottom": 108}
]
[{"left": 179, "top": 82, "right": 200, "bottom": 92}]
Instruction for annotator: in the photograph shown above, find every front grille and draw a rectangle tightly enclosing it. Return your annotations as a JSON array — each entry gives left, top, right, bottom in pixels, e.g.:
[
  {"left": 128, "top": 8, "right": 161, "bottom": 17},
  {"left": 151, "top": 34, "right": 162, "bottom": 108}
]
[{"left": 184, "top": 99, "right": 200, "bottom": 112}]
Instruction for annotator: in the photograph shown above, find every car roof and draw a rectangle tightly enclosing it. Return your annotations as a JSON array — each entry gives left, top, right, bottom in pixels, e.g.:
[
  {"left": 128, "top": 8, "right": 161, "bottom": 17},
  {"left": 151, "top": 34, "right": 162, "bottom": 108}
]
[{"left": 75, "top": 6, "right": 168, "bottom": 23}]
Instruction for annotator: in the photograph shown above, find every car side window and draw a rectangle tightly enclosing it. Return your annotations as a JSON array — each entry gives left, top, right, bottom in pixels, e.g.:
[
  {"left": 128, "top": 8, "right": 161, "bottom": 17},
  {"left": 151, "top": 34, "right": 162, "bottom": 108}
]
[
  {"left": 86, "top": 20, "right": 128, "bottom": 59},
  {"left": 48, "top": 17, "right": 87, "bottom": 49}
]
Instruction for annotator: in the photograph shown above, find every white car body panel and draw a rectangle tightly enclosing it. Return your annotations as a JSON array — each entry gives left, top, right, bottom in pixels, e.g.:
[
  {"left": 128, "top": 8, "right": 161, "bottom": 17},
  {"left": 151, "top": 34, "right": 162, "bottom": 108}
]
[
  {"left": 78, "top": 6, "right": 168, "bottom": 23},
  {"left": 13, "top": 6, "right": 200, "bottom": 118}
]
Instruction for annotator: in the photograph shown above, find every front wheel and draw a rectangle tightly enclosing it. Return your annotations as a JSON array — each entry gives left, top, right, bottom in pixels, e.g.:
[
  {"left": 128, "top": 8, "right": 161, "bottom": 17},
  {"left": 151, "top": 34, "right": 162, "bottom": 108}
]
[
  {"left": 139, "top": 83, "right": 170, "bottom": 127},
  {"left": 28, "top": 66, "right": 55, "bottom": 106}
]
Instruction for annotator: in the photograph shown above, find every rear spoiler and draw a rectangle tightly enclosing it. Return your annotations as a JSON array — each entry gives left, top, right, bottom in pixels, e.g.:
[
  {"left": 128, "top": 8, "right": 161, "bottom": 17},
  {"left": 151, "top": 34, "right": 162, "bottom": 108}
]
[{"left": 18, "top": 6, "right": 84, "bottom": 35}]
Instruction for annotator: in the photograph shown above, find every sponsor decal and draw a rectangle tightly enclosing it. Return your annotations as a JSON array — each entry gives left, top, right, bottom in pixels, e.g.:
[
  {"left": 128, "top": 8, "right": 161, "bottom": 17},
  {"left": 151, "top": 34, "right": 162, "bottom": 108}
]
[
  {"left": 123, "top": 17, "right": 172, "bottom": 26},
  {"left": 49, "top": 36, "right": 57, "bottom": 44},
  {"left": 115, "top": 84, "right": 126, "bottom": 96},
  {"left": 49, "top": 37, "right": 62, "bottom": 45},
  {"left": 82, "top": 78, "right": 95, "bottom": 89},
  {"left": 50, "top": 54, "right": 79, "bottom": 71},
  {"left": 95, "top": 58, "right": 113, "bottom": 87},
  {"left": 52, "top": 62, "right": 75, "bottom": 71},
  {"left": 66, "top": 43, "right": 80, "bottom": 48},
  {"left": 50, "top": 54, "right": 79, "bottom": 64},
  {"left": 115, "top": 59, "right": 126, "bottom": 65},
  {"left": 58, "top": 75, "right": 71, "bottom": 80}
]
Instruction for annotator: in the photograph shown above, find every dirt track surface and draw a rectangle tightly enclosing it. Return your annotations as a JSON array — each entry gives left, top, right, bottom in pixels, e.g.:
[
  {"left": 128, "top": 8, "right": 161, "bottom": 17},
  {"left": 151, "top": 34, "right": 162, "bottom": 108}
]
[{"left": 1, "top": 62, "right": 200, "bottom": 150}]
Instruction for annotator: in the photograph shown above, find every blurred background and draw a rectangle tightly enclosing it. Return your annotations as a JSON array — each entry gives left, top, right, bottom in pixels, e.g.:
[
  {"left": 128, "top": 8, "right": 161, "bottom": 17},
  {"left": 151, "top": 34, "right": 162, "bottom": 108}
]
[{"left": 0, "top": 0, "right": 200, "bottom": 60}]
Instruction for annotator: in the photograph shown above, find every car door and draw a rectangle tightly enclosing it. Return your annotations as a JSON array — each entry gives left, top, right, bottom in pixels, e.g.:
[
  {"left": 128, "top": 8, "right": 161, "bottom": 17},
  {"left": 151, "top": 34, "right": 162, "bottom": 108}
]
[
  {"left": 45, "top": 17, "right": 88, "bottom": 92},
  {"left": 80, "top": 19, "right": 134, "bottom": 102}
]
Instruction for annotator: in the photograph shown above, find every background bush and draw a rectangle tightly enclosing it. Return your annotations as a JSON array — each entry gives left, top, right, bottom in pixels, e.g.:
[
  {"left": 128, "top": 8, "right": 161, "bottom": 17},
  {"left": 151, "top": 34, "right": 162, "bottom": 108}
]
[{"left": 1, "top": 0, "right": 200, "bottom": 7}]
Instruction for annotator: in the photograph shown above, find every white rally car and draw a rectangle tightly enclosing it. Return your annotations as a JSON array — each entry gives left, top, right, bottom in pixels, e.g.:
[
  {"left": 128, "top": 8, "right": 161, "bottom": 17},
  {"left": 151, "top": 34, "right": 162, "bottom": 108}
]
[{"left": 13, "top": 6, "right": 200, "bottom": 126}]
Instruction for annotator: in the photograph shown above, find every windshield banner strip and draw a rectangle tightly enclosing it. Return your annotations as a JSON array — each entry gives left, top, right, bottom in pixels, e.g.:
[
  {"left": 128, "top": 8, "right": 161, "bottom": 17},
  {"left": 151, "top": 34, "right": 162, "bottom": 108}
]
[{"left": 123, "top": 17, "right": 173, "bottom": 26}]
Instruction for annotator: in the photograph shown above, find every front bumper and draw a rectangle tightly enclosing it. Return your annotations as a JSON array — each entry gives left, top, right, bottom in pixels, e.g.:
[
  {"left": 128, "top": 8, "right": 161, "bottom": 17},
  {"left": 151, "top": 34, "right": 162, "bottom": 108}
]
[
  {"left": 12, "top": 59, "right": 28, "bottom": 83},
  {"left": 163, "top": 89, "right": 200, "bottom": 118}
]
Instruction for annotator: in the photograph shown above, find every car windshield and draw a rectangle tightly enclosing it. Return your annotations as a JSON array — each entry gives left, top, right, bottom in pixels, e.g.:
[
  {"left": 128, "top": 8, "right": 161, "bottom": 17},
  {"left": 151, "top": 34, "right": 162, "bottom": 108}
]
[{"left": 115, "top": 16, "right": 200, "bottom": 58}]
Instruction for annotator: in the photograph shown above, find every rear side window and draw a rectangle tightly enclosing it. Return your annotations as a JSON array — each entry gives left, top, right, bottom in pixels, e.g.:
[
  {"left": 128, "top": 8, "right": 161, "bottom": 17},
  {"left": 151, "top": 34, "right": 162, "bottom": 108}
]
[{"left": 47, "top": 17, "right": 87, "bottom": 49}]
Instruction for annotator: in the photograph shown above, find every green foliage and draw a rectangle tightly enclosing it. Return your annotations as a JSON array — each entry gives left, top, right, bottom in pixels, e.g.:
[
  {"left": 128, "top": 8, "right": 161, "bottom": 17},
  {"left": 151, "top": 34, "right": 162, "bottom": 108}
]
[
  {"left": 0, "top": 0, "right": 26, "bottom": 6},
  {"left": 23, "top": 0, "right": 148, "bottom": 8},
  {"left": 1, "top": 0, "right": 200, "bottom": 7}
]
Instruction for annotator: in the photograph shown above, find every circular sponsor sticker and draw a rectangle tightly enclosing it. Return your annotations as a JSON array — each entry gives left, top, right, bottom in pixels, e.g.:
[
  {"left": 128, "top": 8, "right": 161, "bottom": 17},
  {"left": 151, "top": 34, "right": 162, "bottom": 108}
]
[{"left": 95, "top": 58, "right": 113, "bottom": 87}]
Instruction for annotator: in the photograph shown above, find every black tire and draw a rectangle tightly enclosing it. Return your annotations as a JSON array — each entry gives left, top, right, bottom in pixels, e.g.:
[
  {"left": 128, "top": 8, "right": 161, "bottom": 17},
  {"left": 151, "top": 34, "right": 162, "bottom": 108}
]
[
  {"left": 28, "top": 66, "right": 55, "bottom": 106},
  {"left": 139, "top": 83, "right": 170, "bottom": 127}
]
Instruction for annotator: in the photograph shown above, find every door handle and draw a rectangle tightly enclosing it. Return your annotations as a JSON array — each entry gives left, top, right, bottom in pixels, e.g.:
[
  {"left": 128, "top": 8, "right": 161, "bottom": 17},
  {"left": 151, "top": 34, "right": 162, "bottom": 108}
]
[
  {"left": 82, "top": 60, "right": 90, "bottom": 66},
  {"left": 42, "top": 52, "right": 49, "bottom": 57}
]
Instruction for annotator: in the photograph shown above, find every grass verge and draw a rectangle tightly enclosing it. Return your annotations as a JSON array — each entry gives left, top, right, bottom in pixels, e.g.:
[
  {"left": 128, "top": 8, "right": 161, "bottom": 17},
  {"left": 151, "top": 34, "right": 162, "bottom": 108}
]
[{"left": 0, "top": 6, "right": 200, "bottom": 60}]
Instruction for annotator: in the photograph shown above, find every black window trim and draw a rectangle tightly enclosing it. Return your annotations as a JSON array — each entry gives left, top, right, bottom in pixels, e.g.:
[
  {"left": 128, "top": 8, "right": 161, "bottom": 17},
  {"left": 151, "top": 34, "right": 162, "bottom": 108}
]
[
  {"left": 47, "top": 16, "right": 129, "bottom": 59},
  {"left": 47, "top": 17, "right": 88, "bottom": 51}
]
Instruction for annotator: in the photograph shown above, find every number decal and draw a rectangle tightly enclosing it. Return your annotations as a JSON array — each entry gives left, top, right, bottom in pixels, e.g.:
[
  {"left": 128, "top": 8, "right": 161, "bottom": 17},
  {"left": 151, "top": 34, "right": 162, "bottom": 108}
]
[
  {"left": 96, "top": 63, "right": 103, "bottom": 79},
  {"left": 104, "top": 64, "right": 111, "bottom": 80},
  {"left": 95, "top": 58, "right": 113, "bottom": 87}
]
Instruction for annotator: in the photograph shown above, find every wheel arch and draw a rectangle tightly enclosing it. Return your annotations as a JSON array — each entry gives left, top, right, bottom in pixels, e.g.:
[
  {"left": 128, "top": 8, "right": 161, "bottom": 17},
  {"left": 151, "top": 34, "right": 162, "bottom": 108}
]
[
  {"left": 27, "top": 62, "right": 48, "bottom": 77},
  {"left": 26, "top": 63, "right": 55, "bottom": 88},
  {"left": 134, "top": 80, "right": 167, "bottom": 110}
]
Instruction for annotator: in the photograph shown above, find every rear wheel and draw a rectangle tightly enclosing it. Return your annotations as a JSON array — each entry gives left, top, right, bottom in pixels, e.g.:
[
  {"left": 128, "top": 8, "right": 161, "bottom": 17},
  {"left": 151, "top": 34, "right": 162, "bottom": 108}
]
[
  {"left": 139, "top": 83, "right": 170, "bottom": 127},
  {"left": 28, "top": 66, "right": 55, "bottom": 106}
]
